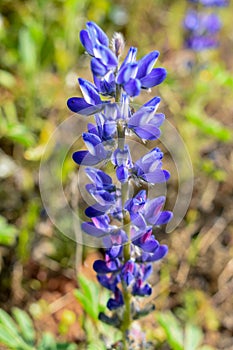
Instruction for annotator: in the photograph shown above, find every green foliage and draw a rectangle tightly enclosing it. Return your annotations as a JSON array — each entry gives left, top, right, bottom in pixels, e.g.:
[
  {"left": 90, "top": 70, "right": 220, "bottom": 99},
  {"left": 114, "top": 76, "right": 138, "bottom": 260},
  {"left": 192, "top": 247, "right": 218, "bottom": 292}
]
[
  {"left": 156, "top": 312, "right": 216, "bottom": 350},
  {"left": 0, "top": 215, "right": 18, "bottom": 246},
  {"left": 185, "top": 108, "right": 232, "bottom": 142},
  {"left": 74, "top": 274, "right": 120, "bottom": 347},
  {"left": 74, "top": 274, "right": 109, "bottom": 321},
  {"left": 0, "top": 103, "right": 35, "bottom": 147},
  {"left": 0, "top": 307, "right": 77, "bottom": 350}
]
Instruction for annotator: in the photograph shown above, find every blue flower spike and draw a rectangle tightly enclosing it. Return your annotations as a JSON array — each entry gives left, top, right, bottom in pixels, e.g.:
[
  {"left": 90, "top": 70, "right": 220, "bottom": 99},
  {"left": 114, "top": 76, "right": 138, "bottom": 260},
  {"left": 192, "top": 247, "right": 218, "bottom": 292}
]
[{"left": 68, "top": 21, "right": 172, "bottom": 348}]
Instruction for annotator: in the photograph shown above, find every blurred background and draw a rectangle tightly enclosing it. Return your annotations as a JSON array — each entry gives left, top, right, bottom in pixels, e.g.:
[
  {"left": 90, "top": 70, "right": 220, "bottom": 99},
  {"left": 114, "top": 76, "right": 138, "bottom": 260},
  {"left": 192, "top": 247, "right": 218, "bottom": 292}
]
[{"left": 0, "top": 0, "right": 232, "bottom": 349}]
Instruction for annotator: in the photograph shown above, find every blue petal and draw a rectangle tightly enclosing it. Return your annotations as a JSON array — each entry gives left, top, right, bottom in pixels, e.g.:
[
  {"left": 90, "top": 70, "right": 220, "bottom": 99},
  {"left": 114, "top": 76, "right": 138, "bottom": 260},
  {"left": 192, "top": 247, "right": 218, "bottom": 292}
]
[
  {"left": 82, "top": 132, "right": 102, "bottom": 155},
  {"left": 143, "top": 96, "right": 161, "bottom": 108},
  {"left": 92, "top": 215, "right": 110, "bottom": 229},
  {"left": 143, "top": 196, "right": 165, "bottom": 223},
  {"left": 80, "top": 30, "right": 93, "bottom": 55},
  {"left": 72, "top": 150, "right": 104, "bottom": 165},
  {"left": 91, "top": 58, "right": 108, "bottom": 77},
  {"left": 133, "top": 236, "right": 159, "bottom": 252},
  {"left": 81, "top": 222, "right": 107, "bottom": 237},
  {"left": 97, "top": 275, "right": 119, "bottom": 291},
  {"left": 142, "top": 245, "right": 168, "bottom": 262},
  {"left": 140, "top": 68, "right": 167, "bottom": 88},
  {"left": 131, "top": 213, "right": 147, "bottom": 230},
  {"left": 155, "top": 211, "right": 173, "bottom": 225},
  {"left": 85, "top": 204, "right": 110, "bottom": 217},
  {"left": 107, "top": 245, "right": 122, "bottom": 259},
  {"left": 116, "top": 63, "right": 138, "bottom": 85},
  {"left": 121, "top": 47, "right": 137, "bottom": 68},
  {"left": 67, "top": 97, "right": 92, "bottom": 114},
  {"left": 130, "top": 124, "right": 161, "bottom": 140},
  {"left": 87, "top": 123, "right": 98, "bottom": 136},
  {"left": 82, "top": 133, "right": 109, "bottom": 161},
  {"left": 93, "top": 260, "right": 121, "bottom": 274},
  {"left": 142, "top": 169, "right": 170, "bottom": 183},
  {"left": 89, "top": 189, "right": 115, "bottom": 206},
  {"left": 85, "top": 167, "right": 113, "bottom": 187},
  {"left": 94, "top": 73, "right": 116, "bottom": 96},
  {"left": 93, "top": 44, "right": 118, "bottom": 68},
  {"left": 78, "top": 78, "right": 101, "bottom": 105},
  {"left": 86, "top": 21, "right": 109, "bottom": 47},
  {"left": 142, "top": 264, "right": 153, "bottom": 281},
  {"left": 123, "top": 78, "right": 141, "bottom": 97},
  {"left": 103, "top": 121, "right": 116, "bottom": 139},
  {"left": 116, "top": 165, "right": 128, "bottom": 183},
  {"left": 107, "top": 289, "right": 124, "bottom": 310},
  {"left": 136, "top": 51, "right": 159, "bottom": 79},
  {"left": 132, "top": 283, "right": 152, "bottom": 296}
]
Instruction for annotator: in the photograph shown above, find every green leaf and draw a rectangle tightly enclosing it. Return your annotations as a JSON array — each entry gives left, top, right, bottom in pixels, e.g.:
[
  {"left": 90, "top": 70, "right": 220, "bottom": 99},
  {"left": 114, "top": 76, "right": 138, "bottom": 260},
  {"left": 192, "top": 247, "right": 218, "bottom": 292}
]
[
  {"left": 38, "top": 332, "right": 57, "bottom": 350},
  {"left": 74, "top": 289, "right": 97, "bottom": 320},
  {"left": 78, "top": 274, "right": 98, "bottom": 304},
  {"left": 12, "top": 307, "right": 36, "bottom": 345},
  {"left": 157, "top": 312, "right": 184, "bottom": 350},
  {"left": 19, "top": 28, "right": 37, "bottom": 72},
  {"left": 0, "top": 70, "right": 16, "bottom": 89},
  {"left": 185, "top": 110, "right": 232, "bottom": 142},
  {"left": 0, "top": 324, "right": 21, "bottom": 348},
  {"left": 0, "top": 309, "right": 19, "bottom": 336},
  {"left": 184, "top": 324, "right": 203, "bottom": 350},
  {"left": 78, "top": 274, "right": 100, "bottom": 317},
  {"left": 6, "top": 124, "right": 35, "bottom": 147},
  {"left": 0, "top": 216, "right": 18, "bottom": 246},
  {"left": 0, "top": 324, "right": 32, "bottom": 350}
]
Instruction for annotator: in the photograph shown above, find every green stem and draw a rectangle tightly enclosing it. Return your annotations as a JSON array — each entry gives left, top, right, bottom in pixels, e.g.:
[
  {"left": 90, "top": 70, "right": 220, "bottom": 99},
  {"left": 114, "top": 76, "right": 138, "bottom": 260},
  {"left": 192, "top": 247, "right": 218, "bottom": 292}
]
[{"left": 116, "top": 89, "right": 132, "bottom": 348}]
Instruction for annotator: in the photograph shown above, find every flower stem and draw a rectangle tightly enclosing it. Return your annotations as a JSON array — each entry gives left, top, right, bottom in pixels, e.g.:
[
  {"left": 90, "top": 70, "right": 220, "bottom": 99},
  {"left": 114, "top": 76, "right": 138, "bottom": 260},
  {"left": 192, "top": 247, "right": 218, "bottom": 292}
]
[{"left": 116, "top": 99, "right": 132, "bottom": 349}]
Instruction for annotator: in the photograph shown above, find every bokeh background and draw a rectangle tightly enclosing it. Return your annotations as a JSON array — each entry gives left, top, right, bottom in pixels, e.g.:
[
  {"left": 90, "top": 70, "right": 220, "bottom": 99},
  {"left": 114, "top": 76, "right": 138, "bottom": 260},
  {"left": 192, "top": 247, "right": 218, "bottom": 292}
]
[{"left": 0, "top": 0, "right": 232, "bottom": 349}]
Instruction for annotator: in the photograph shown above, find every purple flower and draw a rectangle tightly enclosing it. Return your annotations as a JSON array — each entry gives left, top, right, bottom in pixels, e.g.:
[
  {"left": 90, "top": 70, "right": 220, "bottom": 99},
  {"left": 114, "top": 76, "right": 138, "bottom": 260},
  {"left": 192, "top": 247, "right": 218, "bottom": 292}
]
[
  {"left": 107, "top": 288, "right": 124, "bottom": 310},
  {"left": 128, "top": 96, "right": 164, "bottom": 140},
  {"left": 133, "top": 147, "right": 170, "bottom": 184},
  {"left": 112, "top": 145, "right": 133, "bottom": 182},
  {"left": 116, "top": 48, "right": 167, "bottom": 97},
  {"left": 188, "top": 0, "right": 229, "bottom": 6},
  {"left": 68, "top": 21, "right": 172, "bottom": 334},
  {"left": 67, "top": 78, "right": 107, "bottom": 115},
  {"left": 80, "top": 21, "right": 109, "bottom": 55},
  {"left": 183, "top": 10, "right": 222, "bottom": 51}
]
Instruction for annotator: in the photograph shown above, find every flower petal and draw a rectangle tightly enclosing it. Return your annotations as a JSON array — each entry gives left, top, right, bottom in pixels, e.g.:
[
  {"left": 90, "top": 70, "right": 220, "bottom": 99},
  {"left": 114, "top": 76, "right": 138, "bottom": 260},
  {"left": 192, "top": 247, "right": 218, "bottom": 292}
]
[
  {"left": 142, "top": 245, "right": 168, "bottom": 262},
  {"left": 80, "top": 29, "right": 94, "bottom": 55},
  {"left": 140, "top": 68, "right": 167, "bottom": 88},
  {"left": 81, "top": 222, "right": 108, "bottom": 237},
  {"left": 116, "top": 165, "right": 128, "bottom": 183},
  {"left": 78, "top": 78, "right": 101, "bottom": 105},
  {"left": 72, "top": 150, "right": 104, "bottom": 165},
  {"left": 85, "top": 204, "right": 111, "bottom": 217},
  {"left": 142, "top": 169, "right": 170, "bottom": 183},
  {"left": 67, "top": 97, "right": 92, "bottom": 114},
  {"left": 93, "top": 44, "right": 118, "bottom": 68},
  {"left": 131, "top": 124, "right": 161, "bottom": 140},
  {"left": 155, "top": 211, "right": 173, "bottom": 225},
  {"left": 136, "top": 51, "right": 159, "bottom": 79},
  {"left": 86, "top": 21, "right": 109, "bottom": 47},
  {"left": 123, "top": 78, "right": 141, "bottom": 97},
  {"left": 93, "top": 259, "right": 121, "bottom": 274},
  {"left": 91, "top": 58, "right": 108, "bottom": 77},
  {"left": 116, "top": 63, "right": 138, "bottom": 85}
]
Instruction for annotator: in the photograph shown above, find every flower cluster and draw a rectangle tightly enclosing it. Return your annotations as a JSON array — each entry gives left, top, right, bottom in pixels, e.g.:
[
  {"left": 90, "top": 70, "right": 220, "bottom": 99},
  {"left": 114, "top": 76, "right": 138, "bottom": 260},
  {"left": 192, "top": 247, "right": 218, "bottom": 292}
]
[
  {"left": 67, "top": 21, "right": 172, "bottom": 344},
  {"left": 183, "top": 0, "right": 228, "bottom": 50}
]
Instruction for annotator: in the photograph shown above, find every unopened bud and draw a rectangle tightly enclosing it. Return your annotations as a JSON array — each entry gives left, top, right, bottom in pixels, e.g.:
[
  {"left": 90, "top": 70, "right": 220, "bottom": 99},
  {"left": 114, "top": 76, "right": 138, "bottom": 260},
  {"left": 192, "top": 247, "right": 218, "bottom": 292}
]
[{"left": 111, "top": 32, "right": 125, "bottom": 57}]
